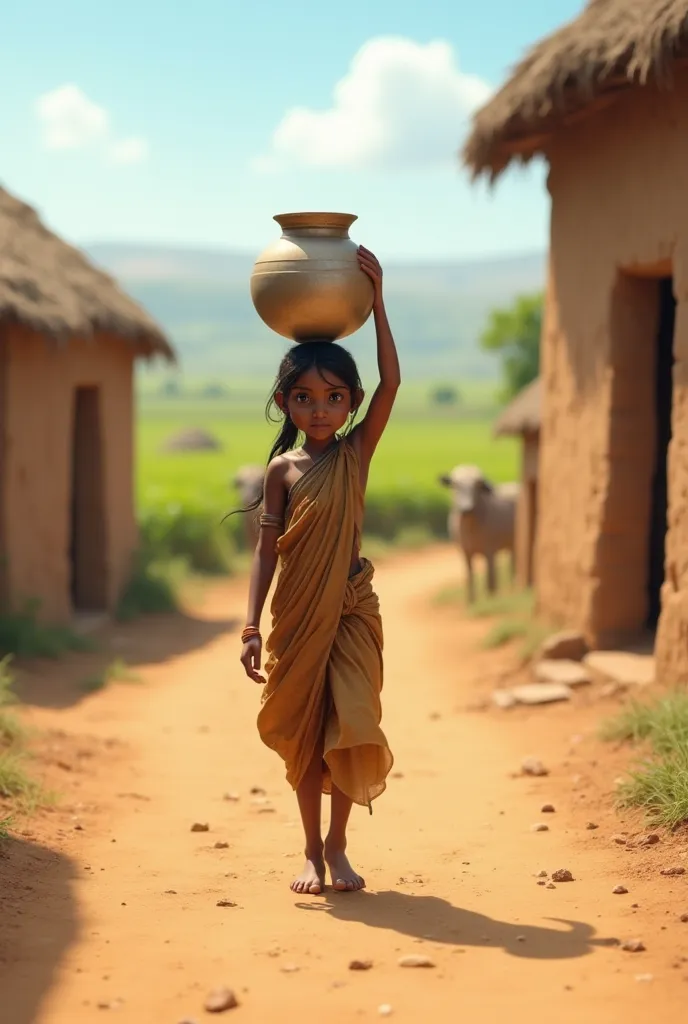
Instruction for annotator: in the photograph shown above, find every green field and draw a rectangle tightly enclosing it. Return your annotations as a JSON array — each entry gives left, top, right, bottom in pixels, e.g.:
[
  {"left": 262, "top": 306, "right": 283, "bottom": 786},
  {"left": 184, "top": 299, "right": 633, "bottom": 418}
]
[
  {"left": 135, "top": 385, "right": 519, "bottom": 571},
  {"left": 137, "top": 390, "right": 518, "bottom": 506}
]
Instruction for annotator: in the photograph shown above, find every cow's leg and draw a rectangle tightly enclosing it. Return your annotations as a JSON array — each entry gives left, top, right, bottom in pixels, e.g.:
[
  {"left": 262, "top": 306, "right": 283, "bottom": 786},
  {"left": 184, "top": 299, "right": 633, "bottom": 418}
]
[
  {"left": 486, "top": 553, "right": 497, "bottom": 594},
  {"left": 464, "top": 550, "right": 475, "bottom": 604}
]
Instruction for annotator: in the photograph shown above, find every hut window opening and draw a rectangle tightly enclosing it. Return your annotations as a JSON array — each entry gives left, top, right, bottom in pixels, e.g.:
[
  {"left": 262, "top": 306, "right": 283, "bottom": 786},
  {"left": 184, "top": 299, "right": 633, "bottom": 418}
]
[
  {"left": 646, "top": 276, "right": 675, "bottom": 628},
  {"left": 69, "top": 386, "right": 107, "bottom": 611}
]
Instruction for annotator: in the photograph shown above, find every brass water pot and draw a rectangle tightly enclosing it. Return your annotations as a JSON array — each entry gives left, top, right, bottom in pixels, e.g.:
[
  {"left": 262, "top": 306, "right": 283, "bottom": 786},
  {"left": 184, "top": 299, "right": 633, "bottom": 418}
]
[{"left": 250, "top": 212, "right": 374, "bottom": 342}]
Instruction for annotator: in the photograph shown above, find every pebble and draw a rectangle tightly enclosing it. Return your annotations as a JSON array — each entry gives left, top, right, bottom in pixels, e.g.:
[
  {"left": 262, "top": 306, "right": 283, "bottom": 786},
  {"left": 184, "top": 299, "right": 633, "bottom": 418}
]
[
  {"left": 586, "top": 822, "right": 599, "bottom": 830},
  {"left": 611, "top": 834, "right": 627, "bottom": 845},
  {"left": 536, "top": 870, "right": 548, "bottom": 878},
  {"left": 178, "top": 1019, "right": 199, "bottom": 1024},
  {"left": 541, "top": 804, "right": 556, "bottom": 813},
  {"left": 398, "top": 955, "right": 435, "bottom": 968},
  {"left": 250, "top": 786, "right": 266, "bottom": 795},
  {"left": 637, "top": 833, "right": 660, "bottom": 848},
  {"left": 216, "top": 900, "right": 238, "bottom": 908},
  {"left": 681, "top": 914, "right": 688, "bottom": 923},
  {"left": 635, "top": 974, "right": 654, "bottom": 983},
  {"left": 223, "top": 793, "right": 240, "bottom": 802},
  {"left": 532, "top": 823, "right": 549, "bottom": 833},
  {"left": 621, "top": 939, "right": 646, "bottom": 953},
  {"left": 214, "top": 842, "right": 230, "bottom": 850},
  {"left": 191, "top": 823, "right": 209, "bottom": 833},
  {"left": 521, "top": 757, "right": 549, "bottom": 777},
  {"left": 280, "top": 964, "right": 300, "bottom": 973},
  {"left": 349, "top": 959, "right": 373, "bottom": 971},
  {"left": 613, "top": 886, "right": 629, "bottom": 895},
  {"left": 378, "top": 1006, "right": 394, "bottom": 1018},
  {"left": 537, "top": 880, "right": 546, "bottom": 886},
  {"left": 551, "top": 869, "right": 574, "bottom": 883},
  {"left": 661, "top": 866, "right": 686, "bottom": 876},
  {"left": 204, "top": 987, "right": 239, "bottom": 1013},
  {"left": 546, "top": 883, "right": 556, "bottom": 889}
]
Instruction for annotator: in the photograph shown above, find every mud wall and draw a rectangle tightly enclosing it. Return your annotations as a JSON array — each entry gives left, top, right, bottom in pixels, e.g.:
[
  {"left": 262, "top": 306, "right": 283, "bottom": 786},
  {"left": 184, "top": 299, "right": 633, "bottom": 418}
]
[
  {"left": 515, "top": 432, "right": 538, "bottom": 588},
  {"left": 2, "top": 327, "right": 137, "bottom": 622},
  {"left": 537, "top": 70, "right": 688, "bottom": 680}
]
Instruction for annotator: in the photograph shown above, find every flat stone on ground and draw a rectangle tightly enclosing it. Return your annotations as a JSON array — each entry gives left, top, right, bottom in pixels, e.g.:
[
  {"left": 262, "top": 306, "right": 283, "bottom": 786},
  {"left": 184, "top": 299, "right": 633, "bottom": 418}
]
[
  {"left": 583, "top": 651, "right": 655, "bottom": 687},
  {"left": 538, "top": 631, "right": 588, "bottom": 662},
  {"left": 511, "top": 683, "right": 572, "bottom": 705},
  {"left": 534, "top": 659, "right": 592, "bottom": 687}
]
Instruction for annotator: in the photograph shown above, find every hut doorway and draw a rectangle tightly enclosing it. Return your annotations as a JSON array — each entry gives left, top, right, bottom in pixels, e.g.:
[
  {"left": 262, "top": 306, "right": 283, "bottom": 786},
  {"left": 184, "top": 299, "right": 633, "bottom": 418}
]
[
  {"left": 69, "top": 386, "right": 107, "bottom": 611},
  {"left": 646, "top": 277, "right": 675, "bottom": 628}
]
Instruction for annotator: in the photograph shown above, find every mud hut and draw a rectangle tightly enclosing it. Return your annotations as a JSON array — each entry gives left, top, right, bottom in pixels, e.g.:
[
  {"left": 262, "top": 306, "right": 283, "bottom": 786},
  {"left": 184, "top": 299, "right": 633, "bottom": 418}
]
[
  {"left": 463, "top": 0, "right": 688, "bottom": 681},
  {"left": 494, "top": 378, "right": 541, "bottom": 588},
  {"left": 0, "top": 186, "right": 173, "bottom": 623}
]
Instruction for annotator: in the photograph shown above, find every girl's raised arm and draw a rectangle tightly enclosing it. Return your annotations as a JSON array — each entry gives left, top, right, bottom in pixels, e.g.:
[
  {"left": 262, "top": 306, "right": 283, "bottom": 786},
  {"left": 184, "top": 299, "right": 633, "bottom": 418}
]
[{"left": 354, "top": 247, "right": 401, "bottom": 462}]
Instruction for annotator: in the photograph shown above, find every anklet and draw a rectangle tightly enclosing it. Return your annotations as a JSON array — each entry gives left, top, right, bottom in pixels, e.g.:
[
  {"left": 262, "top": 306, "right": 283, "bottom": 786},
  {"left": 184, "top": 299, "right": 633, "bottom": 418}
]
[{"left": 241, "top": 626, "right": 262, "bottom": 644}]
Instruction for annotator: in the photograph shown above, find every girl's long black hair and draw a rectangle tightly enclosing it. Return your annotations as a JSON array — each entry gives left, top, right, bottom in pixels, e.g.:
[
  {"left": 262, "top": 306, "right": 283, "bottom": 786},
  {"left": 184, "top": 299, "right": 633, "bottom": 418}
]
[{"left": 229, "top": 341, "right": 363, "bottom": 518}]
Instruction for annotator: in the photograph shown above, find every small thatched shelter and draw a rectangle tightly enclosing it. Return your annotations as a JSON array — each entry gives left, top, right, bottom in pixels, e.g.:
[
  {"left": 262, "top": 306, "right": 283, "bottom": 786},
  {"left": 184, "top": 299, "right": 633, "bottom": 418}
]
[
  {"left": 494, "top": 378, "right": 541, "bottom": 587},
  {"left": 0, "top": 185, "right": 173, "bottom": 623},
  {"left": 464, "top": 0, "right": 688, "bottom": 682}
]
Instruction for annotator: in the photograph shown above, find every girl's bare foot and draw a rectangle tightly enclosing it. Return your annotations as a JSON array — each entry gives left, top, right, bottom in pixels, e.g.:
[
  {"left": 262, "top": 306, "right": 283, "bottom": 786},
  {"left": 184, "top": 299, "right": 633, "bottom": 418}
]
[
  {"left": 324, "top": 842, "right": 365, "bottom": 892},
  {"left": 291, "top": 852, "right": 326, "bottom": 895}
]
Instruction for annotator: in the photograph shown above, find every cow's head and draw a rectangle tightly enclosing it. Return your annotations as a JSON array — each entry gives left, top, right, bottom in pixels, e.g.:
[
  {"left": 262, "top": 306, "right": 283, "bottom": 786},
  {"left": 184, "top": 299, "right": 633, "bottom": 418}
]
[{"left": 438, "top": 465, "right": 493, "bottom": 513}]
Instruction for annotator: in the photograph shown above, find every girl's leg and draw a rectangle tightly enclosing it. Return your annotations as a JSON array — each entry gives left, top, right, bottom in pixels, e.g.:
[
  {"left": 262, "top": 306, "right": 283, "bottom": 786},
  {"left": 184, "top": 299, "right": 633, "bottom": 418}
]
[
  {"left": 324, "top": 784, "right": 365, "bottom": 892},
  {"left": 291, "top": 745, "right": 326, "bottom": 895}
]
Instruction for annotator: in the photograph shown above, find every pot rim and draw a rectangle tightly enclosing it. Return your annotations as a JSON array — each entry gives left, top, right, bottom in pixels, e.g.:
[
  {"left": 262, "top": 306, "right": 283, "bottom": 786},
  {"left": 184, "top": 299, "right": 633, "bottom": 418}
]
[{"left": 273, "top": 211, "right": 358, "bottom": 233}]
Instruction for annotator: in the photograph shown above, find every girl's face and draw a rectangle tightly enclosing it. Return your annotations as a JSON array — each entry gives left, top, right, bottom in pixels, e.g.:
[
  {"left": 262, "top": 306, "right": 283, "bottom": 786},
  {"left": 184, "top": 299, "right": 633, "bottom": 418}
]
[{"left": 277, "top": 367, "right": 357, "bottom": 441}]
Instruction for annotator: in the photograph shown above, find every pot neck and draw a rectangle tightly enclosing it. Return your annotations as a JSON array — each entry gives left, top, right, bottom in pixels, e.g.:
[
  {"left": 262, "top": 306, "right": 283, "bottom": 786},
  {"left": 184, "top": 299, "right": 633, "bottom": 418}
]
[{"left": 273, "top": 212, "right": 356, "bottom": 239}]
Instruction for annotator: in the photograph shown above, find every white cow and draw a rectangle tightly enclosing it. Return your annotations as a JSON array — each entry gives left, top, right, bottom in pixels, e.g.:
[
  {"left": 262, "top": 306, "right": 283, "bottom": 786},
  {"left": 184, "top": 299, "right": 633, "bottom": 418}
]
[
  {"left": 439, "top": 464, "right": 519, "bottom": 603},
  {"left": 232, "top": 464, "right": 264, "bottom": 552}
]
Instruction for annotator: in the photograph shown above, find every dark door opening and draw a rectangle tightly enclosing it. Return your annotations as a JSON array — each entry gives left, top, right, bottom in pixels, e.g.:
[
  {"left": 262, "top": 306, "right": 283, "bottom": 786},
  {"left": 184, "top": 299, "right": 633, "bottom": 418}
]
[
  {"left": 646, "top": 277, "right": 675, "bottom": 628},
  {"left": 70, "top": 386, "right": 107, "bottom": 611}
]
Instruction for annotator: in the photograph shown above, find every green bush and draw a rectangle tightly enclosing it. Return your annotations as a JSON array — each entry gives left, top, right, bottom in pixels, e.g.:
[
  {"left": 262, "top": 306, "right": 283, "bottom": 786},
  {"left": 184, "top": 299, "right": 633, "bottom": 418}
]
[
  {"left": 363, "top": 492, "right": 448, "bottom": 542},
  {"left": 116, "top": 553, "right": 184, "bottom": 621},
  {"left": 0, "top": 601, "right": 93, "bottom": 659},
  {"left": 139, "top": 505, "right": 237, "bottom": 572}
]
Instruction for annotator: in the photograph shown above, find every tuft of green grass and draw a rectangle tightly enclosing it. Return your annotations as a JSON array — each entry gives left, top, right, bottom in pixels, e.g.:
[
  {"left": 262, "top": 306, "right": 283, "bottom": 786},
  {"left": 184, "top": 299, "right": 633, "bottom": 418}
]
[
  {"left": 602, "top": 692, "right": 688, "bottom": 828},
  {"left": 0, "top": 751, "right": 45, "bottom": 809},
  {"left": 600, "top": 693, "right": 688, "bottom": 753},
  {"left": 0, "top": 814, "right": 12, "bottom": 840},
  {"left": 80, "top": 658, "right": 143, "bottom": 693},
  {"left": 615, "top": 749, "right": 688, "bottom": 829},
  {"left": 0, "top": 602, "right": 93, "bottom": 659},
  {"left": 0, "top": 657, "right": 25, "bottom": 748},
  {"left": 481, "top": 618, "right": 530, "bottom": 649}
]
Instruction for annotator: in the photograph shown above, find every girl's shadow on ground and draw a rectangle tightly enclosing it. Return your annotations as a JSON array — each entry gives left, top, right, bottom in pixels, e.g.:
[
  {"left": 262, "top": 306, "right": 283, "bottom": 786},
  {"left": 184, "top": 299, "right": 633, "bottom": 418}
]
[{"left": 296, "top": 890, "right": 618, "bottom": 960}]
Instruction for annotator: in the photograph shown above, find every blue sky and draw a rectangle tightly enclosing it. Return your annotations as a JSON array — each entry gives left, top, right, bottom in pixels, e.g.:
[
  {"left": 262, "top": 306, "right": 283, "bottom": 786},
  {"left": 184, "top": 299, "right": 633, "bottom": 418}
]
[{"left": 1, "top": 0, "right": 582, "bottom": 260}]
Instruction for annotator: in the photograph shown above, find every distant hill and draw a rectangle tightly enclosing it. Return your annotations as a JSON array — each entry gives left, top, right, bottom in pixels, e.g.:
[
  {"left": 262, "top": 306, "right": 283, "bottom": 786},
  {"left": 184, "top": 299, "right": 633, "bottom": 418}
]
[{"left": 87, "top": 243, "right": 545, "bottom": 381}]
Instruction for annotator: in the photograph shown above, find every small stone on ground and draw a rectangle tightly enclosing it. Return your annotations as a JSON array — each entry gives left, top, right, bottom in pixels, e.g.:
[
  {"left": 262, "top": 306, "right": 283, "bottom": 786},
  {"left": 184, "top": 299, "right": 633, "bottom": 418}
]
[
  {"left": 661, "top": 866, "right": 686, "bottom": 876},
  {"left": 204, "top": 987, "right": 239, "bottom": 1012},
  {"left": 521, "top": 757, "right": 549, "bottom": 777},
  {"left": 613, "top": 886, "right": 629, "bottom": 895},
  {"left": 534, "top": 659, "right": 591, "bottom": 687},
  {"left": 541, "top": 804, "right": 556, "bottom": 813},
  {"left": 191, "top": 822, "right": 209, "bottom": 833},
  {"left": 532, "top": 823, "right": 549, "bottom": 832},
  {"left": 538, "top": 631, "right": 588, "bottom": 662},
  {"left": 621, "top": 939, "right": 646, "bottom": 953},
  {"left": 551, "top": 869, "right": 574, "bottom": 883},
  {"left": 349, "top": 959, "right": 373, "bottom": 971},
  {"left": 398, "top": 955, "right": 435, "bottom": 968}
]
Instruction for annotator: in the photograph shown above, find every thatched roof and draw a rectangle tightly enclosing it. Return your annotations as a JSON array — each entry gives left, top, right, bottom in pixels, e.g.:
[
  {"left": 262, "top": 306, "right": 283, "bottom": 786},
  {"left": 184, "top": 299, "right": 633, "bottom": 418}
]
[
  {"left": 0, "top": 186, "right": 173, "bottom": 359},
  {"left": 463, "top": 0, "right": 688, "bottom": 180},
  {"left": 494, "top": 377, "right": 541, "bottom": 437}
]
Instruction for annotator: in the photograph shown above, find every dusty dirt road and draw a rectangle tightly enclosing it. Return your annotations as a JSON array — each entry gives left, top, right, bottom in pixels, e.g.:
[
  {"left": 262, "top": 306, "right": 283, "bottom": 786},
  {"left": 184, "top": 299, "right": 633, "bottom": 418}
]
[{"left": 2, "top": 546, "right": 687, "bottom": 1023}]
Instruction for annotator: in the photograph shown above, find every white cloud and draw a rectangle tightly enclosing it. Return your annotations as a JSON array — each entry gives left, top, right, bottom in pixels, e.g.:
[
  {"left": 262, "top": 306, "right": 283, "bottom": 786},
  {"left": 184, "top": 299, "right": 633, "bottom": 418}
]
[
  {"left": 35, "top": 84, "right": 149, "bottom": 165},
  {"left": 35, "top": 84, "right": 109, "bottom": 150},
  {"left": 254, "top": 37, "right": 492, "bottom": 173},
  {"left": 108, "top": 137, "right": 149, "bottom": 165}
]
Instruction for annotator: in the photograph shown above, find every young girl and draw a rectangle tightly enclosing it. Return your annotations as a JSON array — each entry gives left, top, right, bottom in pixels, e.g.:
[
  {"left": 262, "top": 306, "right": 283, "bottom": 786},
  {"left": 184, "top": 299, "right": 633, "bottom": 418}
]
[{"left": 240, "top": 246, "right": 400, "bottom": 896}]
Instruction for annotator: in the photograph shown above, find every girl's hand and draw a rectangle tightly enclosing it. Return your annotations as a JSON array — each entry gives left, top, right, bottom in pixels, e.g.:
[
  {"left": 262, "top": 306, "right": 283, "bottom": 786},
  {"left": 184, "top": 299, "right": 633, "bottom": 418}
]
[
  {"left": 357, "top": 245, "right": 383, "bottom": 304},
  {"left": 240, "top": 638, "right": 265, "bottom": 685}
]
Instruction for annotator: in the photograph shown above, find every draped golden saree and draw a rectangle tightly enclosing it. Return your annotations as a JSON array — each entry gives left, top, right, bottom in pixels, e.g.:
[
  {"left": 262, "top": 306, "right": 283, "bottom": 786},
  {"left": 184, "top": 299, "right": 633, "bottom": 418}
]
[{"left": 257, "top": 440, "right": 393, "bottom": 809}]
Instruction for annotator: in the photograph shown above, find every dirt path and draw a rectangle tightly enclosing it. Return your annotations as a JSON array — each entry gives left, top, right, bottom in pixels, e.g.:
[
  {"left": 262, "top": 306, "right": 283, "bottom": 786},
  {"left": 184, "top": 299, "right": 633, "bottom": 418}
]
[{"left": 3, "top": 547, "right": 687, "bottom": 1023}]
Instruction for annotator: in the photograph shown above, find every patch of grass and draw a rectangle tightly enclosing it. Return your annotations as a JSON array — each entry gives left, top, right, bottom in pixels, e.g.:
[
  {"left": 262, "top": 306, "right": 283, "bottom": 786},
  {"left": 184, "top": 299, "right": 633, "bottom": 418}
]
[
  {"left": 0, "top": 711, "right": 26, "bottom": 746},
  {"left": 602, "top": 692, "right": 688, "bottom": 828},
  {"left": 600, "top": 693, "right": 688, "bottom": 753},
  {"left": 0, "top": 814, "right": 12, "bottom": 840},
  {"left": 80, "top": 658, "right": 143, "bottom": 693},
  {"left": 116, "top": 553, "right": 185, "bottom": 621},
  {"left": 481, "top": 618, "right": 530, "bottom": 649},
  {"left": 0, "top": 602, "right": 93, "bottom": 659},
  {"left": 0, "top": 751, "right": 45, "bottom": 809}
]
